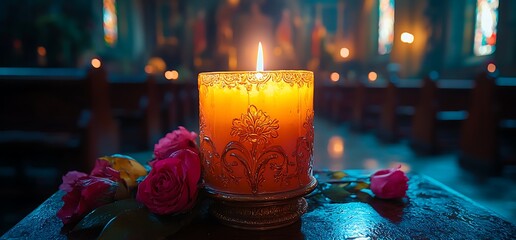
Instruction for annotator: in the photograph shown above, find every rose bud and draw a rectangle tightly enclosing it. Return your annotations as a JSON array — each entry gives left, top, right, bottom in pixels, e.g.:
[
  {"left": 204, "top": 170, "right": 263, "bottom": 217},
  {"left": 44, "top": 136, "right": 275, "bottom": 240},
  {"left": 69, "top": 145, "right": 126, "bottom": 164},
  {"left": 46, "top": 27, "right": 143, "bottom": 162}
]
[
  {"left": 153, "top": 126, "right": 198, "bottom": 160},
  {"left": 57, "top": 172, "right": 129, "bottom": 225},
  {"left": 370, "top": 165, "right": 408, "bottom": 199}
]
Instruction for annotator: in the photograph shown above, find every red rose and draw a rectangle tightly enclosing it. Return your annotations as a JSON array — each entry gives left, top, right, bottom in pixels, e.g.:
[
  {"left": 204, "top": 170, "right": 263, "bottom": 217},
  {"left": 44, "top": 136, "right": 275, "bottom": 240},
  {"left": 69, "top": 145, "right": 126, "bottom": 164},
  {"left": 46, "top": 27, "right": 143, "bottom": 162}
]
[
  {"left": 57, "top": 172, "right": 129, "bottom": 225},
  {"left": 136, "top": 149, "right": 201, "bottom": 215},
  {"left": 154, "top": 126, "right": 198, "bottom": 160},
  {"left": 370, "top": 166, "right": 408, "bottom": 199}
]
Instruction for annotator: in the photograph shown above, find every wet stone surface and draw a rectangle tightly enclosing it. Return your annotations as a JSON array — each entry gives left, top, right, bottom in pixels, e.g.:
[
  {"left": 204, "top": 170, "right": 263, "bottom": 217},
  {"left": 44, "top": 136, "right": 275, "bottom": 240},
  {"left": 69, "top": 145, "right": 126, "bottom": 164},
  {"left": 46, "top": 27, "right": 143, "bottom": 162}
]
[{"left": 3, "top": 172, "right": 516, "bottom": 240}]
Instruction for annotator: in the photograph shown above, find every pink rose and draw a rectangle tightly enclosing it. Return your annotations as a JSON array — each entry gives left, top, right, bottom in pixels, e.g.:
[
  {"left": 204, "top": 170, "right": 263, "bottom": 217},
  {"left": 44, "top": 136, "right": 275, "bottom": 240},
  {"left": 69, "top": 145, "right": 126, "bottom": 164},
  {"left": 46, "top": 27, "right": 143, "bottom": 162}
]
[
  {"left": 59, "top": 171, "right": 88, "bottom": 192},
  {"left": 154, "top": 126, "right": 198, "bottom": 160},
  {"left": 136, "top": 149, "right": 201, "bottom": 215},
  {"left": 57, "top": 172, "right": 129, "bottom": 225},
  {"left": 370, "top": 166, "right": 408, "bottom": 199}
]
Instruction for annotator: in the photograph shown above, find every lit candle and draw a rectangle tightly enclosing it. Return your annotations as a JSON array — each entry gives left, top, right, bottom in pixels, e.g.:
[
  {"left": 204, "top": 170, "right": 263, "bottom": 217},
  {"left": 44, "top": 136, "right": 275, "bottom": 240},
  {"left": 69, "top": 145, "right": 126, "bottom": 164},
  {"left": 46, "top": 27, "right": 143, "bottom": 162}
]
[{"left": 198, "top": 42, "right": 315, "bottom": 229}]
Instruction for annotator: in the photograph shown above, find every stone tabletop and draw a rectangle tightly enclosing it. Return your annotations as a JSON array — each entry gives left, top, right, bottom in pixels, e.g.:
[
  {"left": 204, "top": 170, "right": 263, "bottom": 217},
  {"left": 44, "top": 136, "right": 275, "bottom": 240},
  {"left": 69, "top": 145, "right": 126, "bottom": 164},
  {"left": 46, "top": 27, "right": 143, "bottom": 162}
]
[{"left": 3, "top": 171, "right": 516, "bottom": 239}]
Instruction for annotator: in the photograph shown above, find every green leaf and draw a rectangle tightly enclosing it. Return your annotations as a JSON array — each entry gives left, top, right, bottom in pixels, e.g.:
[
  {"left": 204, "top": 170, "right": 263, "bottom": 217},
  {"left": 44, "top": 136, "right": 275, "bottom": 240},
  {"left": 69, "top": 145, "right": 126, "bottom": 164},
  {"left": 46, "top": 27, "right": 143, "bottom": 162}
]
[
  {"left": 97, "top": 207, "right": 198, "bottom": 240},
  {"left": 71, "top": 199, "right": 142, "bottom": 233},
  {"left": 322, "top": 185, "right": 351, "bottom": 202}
]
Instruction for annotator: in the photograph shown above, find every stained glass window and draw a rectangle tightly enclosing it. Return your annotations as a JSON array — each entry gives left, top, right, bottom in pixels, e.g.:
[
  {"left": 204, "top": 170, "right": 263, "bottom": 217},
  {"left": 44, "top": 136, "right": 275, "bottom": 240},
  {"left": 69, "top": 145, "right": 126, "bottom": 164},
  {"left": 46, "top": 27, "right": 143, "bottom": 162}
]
[
  {"left": 103, "top": 0, "right": 118, "bottom": 46},
  {"left": 378, "top": 0, "right": 395, "bottom": 55},
  {"left": 473, "top": 0, "right": 498, "bottom": 56}
]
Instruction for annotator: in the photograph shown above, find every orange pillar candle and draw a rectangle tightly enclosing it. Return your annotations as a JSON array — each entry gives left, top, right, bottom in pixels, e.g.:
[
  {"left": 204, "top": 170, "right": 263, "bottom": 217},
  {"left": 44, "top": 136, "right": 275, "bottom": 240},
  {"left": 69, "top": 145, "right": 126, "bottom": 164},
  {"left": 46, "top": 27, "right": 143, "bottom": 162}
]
[{"left": 198, "top": 43, "right": 316, "bottom": 229}]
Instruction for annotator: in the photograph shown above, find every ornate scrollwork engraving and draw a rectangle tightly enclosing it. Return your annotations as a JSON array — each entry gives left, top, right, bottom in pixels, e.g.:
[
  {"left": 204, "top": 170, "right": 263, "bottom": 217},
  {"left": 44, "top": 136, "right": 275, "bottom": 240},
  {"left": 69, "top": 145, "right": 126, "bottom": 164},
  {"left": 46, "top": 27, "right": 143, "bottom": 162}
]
[
  {"left": 200, "top": 105, "right": 314, "bottom": 194},
  {"left": 293, "top": 110, "right": 315, "bottom": 185},
  {"left": 199, "top": 71, "right": 313, "bottom": 91}
]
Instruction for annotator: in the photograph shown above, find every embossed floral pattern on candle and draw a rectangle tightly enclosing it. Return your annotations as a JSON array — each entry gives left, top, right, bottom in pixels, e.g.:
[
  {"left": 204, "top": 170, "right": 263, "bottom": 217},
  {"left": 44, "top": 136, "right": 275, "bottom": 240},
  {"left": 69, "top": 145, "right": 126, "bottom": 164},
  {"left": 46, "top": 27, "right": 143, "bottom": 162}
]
[
  {"left": 231, "top": 105, "right": 279, "bottom": 145},
  {"left": 198, "top": 70, "right": 314, "bottom": 195}
]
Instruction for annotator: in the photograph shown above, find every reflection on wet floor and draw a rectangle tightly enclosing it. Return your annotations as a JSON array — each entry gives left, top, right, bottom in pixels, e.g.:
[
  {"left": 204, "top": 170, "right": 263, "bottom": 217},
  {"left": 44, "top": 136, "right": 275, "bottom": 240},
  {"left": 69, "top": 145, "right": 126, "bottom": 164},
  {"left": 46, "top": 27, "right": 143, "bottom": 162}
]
[{"left": 313, "top": 117, "right": 516, "bottom": 224}]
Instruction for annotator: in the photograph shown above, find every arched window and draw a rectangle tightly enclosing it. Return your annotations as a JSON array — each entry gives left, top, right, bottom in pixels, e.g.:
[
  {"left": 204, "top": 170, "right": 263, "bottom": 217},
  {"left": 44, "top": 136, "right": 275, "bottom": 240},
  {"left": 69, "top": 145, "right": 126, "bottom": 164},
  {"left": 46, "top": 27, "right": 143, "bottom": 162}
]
[
  {"left": 473, "top": 0, "right": 498, "bottom": 56},
  {"left": 378, "top": 0, "right": 395, "bottom": 55},
  {"left": 103, "top": 0, "right": 118, "bottom": 46}
]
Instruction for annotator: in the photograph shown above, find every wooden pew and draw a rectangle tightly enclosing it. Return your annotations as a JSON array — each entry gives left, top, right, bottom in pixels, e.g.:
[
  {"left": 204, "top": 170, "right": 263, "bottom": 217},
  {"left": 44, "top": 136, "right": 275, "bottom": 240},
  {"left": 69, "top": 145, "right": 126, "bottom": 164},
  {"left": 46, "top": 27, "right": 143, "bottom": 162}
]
[
  {"left": 182, "top": 81, "right": 199, "bottom": 124},
  {"left": 85, "top": 66, "right": 120, "bottom": 166},
  {"left": 314, "top": 84, "right": 332, "bottom": 119},
  {"left": 332, "top": 84, "right": 354, "bottom": 122},
  {"left": 0, "top": 69, "right": 87, "bottom": 177},
  {"left": 0, "top": 66, "right": 119, "bottom": 229},
  {"left": 459, "top": 73, "right": 516, "bottom": 174},
  {"left": 0, "top": 67, "right": 119, "bottom": 171},
  {"left": 159, "top": 81, "right": 179, "bottom": 132},
  {"left": 109, "top": 74, "right": 162, "bottom": 151},
  {"left": 410, "top": 75, "right": 473, "bottom": 154},
  {"left": 161, "top": 81, "right": 189, "bottom": 131},
  {"left": 156, "top": 80, "right": 199, "bottom": 133},
  {"left": 350, "top": 80, "right": 384, "bottom": 131},
  {"left": 376, "top": 77, "right": 421, "bottom": 142}
]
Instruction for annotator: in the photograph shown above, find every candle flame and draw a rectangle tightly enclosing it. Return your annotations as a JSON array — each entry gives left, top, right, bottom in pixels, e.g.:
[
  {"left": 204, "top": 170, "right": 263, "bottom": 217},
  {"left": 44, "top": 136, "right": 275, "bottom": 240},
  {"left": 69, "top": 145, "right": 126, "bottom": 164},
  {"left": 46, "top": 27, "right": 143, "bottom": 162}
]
[{"left": 256, "top": 42, "right": 264, "bottom": 71}]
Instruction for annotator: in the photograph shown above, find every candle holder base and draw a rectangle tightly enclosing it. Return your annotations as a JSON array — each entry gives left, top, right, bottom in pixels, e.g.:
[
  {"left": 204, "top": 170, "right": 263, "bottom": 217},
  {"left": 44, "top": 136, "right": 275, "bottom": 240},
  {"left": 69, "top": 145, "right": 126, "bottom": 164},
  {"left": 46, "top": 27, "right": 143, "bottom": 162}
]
[
  {"left": 206, "top": 179, "right": 317, "bottom": 230},
  {"left": 211, "top": 197, "right": 307, "bottom": 230}
]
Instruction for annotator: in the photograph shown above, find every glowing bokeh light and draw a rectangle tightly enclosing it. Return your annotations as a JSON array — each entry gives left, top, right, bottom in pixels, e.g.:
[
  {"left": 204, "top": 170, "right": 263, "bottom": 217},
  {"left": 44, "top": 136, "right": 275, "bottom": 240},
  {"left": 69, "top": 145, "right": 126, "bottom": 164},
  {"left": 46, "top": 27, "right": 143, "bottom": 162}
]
[
  {"left": 144, "top": 65, "right": 153, "bottom": 74},
  {"left": 364, "top": 158, "right": 379, "bottom": 169},
  {"left": 368, "top": 71, "right": 378, "bottom": 81},
  {"left": 227, "top": 0, "right": 239, "bottom": 6},
  {"left": 165, "top": 70, "right": 179, "bottom": 80},
  {"left": 37, "top": 46, "right": 46, "bottom": 56},
  {"left": 400, "top": 32, "right": 414, "bottom": 44},
  {"left": 487, "top": 63, "right": 496, "bottom": 73},
  {"left": 328, "top": 136, "right": 345, "bottom": 159},
  {"left": 340, "top": 48, "right": 350, "bottom": 58},
  {"left": 91, "top": 58, "right": 101, "bottom": 68},
  {"left": 330, "top": 72, "right": 340, "bottom": 82}
]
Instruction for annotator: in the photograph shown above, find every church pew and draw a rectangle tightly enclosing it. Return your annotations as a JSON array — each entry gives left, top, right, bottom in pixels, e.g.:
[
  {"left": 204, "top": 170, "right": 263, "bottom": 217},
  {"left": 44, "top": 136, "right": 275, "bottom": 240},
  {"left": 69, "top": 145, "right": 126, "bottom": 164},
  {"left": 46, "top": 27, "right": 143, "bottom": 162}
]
[
  {"left": 183, "top": 82, "right": 199, "bottom": 124},
  {"left": 410, "top": 75, "right": 473, "bottom": 154},
  {"left": 314, "top": 84, "right": 332, "bottom": 119},
  {"left": 158, "top": 81, "right": 197, "bottom": 132},
  {"left": 0, "top": 70, "right": 88, "bottom": 180},
  {"left": 350, "top": 80, "right": 384, "bottom": 131},
  {"left": 334, "top": 85, "right": 355, "bottom": 122},
  {"left": 0, "top": 66, "right": 119, "bottom": 229},
  {"left": 376, "top": 78, "right": 421, "bottom": 142},
  {"left": 459, "top": 73, "right": 516, "bottom": 175},
  {"left": 83, "top": 66, "right": 120, "bottom": 168},
  {"left": 109, "top": 74, "right": 162, "bottom": 151},
  {"left": 158, "top": 81, "right": 179, "bottom": 132},
  {"left": 0, "top": 67, "right": 119, "bottom": 172}
]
